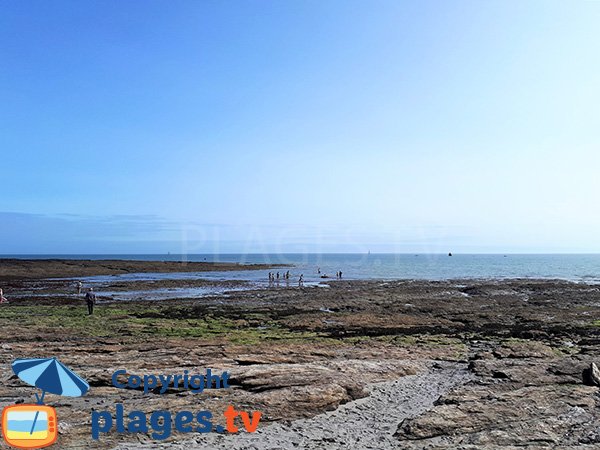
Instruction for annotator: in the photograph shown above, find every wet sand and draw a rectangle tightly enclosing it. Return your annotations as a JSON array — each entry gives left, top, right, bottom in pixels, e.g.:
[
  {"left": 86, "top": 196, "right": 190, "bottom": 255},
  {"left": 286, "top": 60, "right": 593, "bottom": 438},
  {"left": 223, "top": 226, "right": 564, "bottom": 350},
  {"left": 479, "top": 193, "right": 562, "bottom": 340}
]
[{"left": 1, "top": 260, "right": 600, "bottom": 449}]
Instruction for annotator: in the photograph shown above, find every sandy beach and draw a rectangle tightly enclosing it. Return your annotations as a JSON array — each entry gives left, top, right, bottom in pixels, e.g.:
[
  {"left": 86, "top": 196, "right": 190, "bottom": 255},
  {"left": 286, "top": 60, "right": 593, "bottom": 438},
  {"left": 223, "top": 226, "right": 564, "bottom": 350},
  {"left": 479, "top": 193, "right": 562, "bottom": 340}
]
[{"left": 0, "top": 260, "right": 599, "bottom": 449}]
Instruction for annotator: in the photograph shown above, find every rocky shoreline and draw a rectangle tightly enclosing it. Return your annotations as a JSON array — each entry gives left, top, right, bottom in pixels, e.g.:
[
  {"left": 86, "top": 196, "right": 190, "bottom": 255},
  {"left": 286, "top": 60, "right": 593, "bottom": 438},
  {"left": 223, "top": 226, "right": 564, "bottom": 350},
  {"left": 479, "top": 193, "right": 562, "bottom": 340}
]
[
  {"left": 0, "top": 261, "right": 599, "bottom": 448},
  {"left": 116, "top": 361, "right": 473, "bottom": 450}
]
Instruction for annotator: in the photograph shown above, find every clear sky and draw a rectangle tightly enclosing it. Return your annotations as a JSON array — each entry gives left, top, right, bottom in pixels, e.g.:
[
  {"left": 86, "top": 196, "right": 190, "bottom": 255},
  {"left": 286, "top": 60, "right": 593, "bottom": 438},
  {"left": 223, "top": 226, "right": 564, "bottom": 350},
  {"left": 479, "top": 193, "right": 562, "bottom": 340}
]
[{"left": 1, "top": 0, "right": 599, "bottom": 253}]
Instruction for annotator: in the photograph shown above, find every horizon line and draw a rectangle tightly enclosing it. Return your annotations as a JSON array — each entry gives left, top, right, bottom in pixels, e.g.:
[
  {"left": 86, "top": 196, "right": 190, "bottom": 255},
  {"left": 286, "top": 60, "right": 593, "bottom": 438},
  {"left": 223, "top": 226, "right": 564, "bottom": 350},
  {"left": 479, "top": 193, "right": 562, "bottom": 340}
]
[{"left": 2, "top": 252, "right": 600, "bottom": 256}]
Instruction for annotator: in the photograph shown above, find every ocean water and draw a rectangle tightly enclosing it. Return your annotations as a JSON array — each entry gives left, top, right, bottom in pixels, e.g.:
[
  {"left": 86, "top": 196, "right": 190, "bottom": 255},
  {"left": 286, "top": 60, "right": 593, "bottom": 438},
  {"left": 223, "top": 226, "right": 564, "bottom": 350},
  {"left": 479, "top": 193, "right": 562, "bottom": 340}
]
[{"left": 5, "top": 254, "right": 600, "bottom": 283}]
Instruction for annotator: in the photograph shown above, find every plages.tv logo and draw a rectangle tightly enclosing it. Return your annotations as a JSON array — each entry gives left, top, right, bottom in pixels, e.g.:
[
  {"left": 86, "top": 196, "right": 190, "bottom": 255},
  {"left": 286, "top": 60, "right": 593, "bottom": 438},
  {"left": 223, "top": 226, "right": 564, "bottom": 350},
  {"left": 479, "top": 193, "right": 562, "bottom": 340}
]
[{"left": 1, "top": 357, "right": 89, "bottom": 449}]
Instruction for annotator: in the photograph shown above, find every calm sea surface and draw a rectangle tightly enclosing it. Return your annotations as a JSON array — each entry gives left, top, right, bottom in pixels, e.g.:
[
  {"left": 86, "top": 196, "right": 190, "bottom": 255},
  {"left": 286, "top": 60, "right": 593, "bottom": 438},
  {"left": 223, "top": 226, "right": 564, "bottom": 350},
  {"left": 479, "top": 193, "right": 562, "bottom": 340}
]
[{"left": 4, "top": 254, "right": 600, "bottom": 283}]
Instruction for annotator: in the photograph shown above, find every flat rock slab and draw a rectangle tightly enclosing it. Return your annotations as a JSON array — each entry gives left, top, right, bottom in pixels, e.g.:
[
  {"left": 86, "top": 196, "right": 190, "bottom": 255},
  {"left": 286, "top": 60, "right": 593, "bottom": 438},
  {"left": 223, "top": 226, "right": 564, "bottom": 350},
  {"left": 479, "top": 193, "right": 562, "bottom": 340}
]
[{"left": 114, "top": 362, "right": 471, "bottom": 450}]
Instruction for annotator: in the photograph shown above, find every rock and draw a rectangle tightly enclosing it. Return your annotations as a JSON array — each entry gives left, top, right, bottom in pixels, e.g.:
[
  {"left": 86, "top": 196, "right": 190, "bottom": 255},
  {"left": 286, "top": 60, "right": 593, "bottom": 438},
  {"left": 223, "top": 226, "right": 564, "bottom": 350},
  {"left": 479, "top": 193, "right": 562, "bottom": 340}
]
[
  {"left": 470, "top": 351, "right": 494, "bottom": 360},
  {"left": 470, "top": 357, "right": 588, "bottom": 386},
  {"left": 515, "top": 329, "right": 549, "bottom": 340},
  {"left": 395, "top": 384, "right": 600, "bottom": 447},
  {"left": 58, "top": 422, "right": 72, "bottom": 435},
  {"left": 229, "top": 363, "right": 336, "bottom": 391},
  {"left": 591, "top": 362, "right": 600, "bottom": 386},
  {"left": 583, "top": 362, "right": 600, "bottom": 386},
  {"left": 492, "top": 341, "right": 556, "bottom": 359}
]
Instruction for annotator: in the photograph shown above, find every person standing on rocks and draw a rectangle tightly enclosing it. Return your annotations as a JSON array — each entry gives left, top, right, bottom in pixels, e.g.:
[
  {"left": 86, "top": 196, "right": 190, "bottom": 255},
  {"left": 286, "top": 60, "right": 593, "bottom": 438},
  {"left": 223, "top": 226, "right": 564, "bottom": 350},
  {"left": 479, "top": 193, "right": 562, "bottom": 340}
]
[
  {"left": 0, "top": 288, "right": 8, "bottom": 304},
  {"left": 77, "top": 281, "right": 83, "bottom": 295},
  {"left": 85, "top": 288, "right": 96, "bottom": 315},
  {"left": 298, "top": 274, "right": 304, "bottom": 287}
]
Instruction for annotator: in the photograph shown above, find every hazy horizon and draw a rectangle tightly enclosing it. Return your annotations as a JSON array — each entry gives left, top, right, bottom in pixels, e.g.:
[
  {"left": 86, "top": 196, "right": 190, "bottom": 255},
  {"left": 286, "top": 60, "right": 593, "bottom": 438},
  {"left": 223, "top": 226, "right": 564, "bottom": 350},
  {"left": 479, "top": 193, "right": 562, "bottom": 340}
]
[
  {"left": 2, "top": 1, "right": 599, "bottom": 254},
  {"left": 3, "top": 252, "right": 600, "bottom": 256}
]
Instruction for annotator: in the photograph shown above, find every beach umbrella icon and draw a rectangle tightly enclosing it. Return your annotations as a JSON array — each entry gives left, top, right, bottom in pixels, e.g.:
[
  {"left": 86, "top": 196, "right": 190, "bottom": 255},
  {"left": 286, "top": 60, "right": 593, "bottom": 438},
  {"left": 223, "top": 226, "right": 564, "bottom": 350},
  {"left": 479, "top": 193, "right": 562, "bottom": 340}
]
[
  {"left": 12, "top": 357, "right": 89, "bottom": 404},
  {"left": 11, "top": 357, "right": 90, "bottom": 436}
]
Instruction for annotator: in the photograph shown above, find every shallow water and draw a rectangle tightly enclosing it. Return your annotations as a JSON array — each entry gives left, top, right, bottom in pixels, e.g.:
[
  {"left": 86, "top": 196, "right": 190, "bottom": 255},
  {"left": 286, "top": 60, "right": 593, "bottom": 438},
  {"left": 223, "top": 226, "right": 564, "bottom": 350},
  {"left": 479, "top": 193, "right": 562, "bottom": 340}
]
[
  {"left": 9, "top": 253, "right": 600, "bottom": 282},
  {"left": 7, "top": 254, "right": 600, "bottom": 301}
]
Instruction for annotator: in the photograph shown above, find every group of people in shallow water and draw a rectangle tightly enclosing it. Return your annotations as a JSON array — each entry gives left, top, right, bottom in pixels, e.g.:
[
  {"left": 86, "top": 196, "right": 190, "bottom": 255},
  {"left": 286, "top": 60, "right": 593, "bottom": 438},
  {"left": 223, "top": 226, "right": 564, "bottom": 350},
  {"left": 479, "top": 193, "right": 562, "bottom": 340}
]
[
  {"left": 268, "top": 271, "right": 306, "bottom": 287},
  {"left": 268, "top": 271, "right": 291, "bottom": 282},
  {"left": 317, "top": 268, "right": 343, "bottom": 279},
  {"left": 269, "top": 268, "right": 343, "bottom": 287}
]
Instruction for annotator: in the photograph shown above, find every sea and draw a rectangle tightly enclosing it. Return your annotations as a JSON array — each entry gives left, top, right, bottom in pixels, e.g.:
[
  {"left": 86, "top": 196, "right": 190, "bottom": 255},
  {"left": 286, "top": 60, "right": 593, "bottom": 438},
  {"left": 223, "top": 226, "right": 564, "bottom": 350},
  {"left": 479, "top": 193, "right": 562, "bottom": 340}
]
[
  {"left": 5, "top": 253, "right": 599, "bottom": 301},
  {"left": 5, "top": 254, "right": 600, "bottom": 283}
]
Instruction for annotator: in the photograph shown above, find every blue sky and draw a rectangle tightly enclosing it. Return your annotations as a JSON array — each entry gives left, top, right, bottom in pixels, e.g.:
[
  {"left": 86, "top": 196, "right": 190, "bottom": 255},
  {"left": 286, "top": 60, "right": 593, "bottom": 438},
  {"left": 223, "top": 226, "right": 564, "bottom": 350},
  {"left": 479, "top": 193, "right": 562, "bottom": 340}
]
[{"left": 1, "top": 1, "right": 599, "bottom": 253}]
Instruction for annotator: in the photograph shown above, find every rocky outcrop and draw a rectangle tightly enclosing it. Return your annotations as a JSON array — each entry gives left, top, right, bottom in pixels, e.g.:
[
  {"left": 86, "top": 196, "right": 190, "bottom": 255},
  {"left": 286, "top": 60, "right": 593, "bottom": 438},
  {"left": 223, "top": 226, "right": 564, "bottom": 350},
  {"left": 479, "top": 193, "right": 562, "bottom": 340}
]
[
  {"left": 227, "top": 360, "right": 424, "bottom": 419},
  {"left": 396, "top": 344, "right": 600, "bottom": 448}
]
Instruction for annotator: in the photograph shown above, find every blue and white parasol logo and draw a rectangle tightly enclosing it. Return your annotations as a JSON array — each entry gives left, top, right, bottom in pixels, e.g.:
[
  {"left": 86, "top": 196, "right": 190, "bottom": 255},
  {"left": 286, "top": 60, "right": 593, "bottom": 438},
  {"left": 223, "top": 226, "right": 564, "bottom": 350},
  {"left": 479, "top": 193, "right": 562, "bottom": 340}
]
[{"left": 12, "top": 357, "right": 90, "bottom": 404}]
